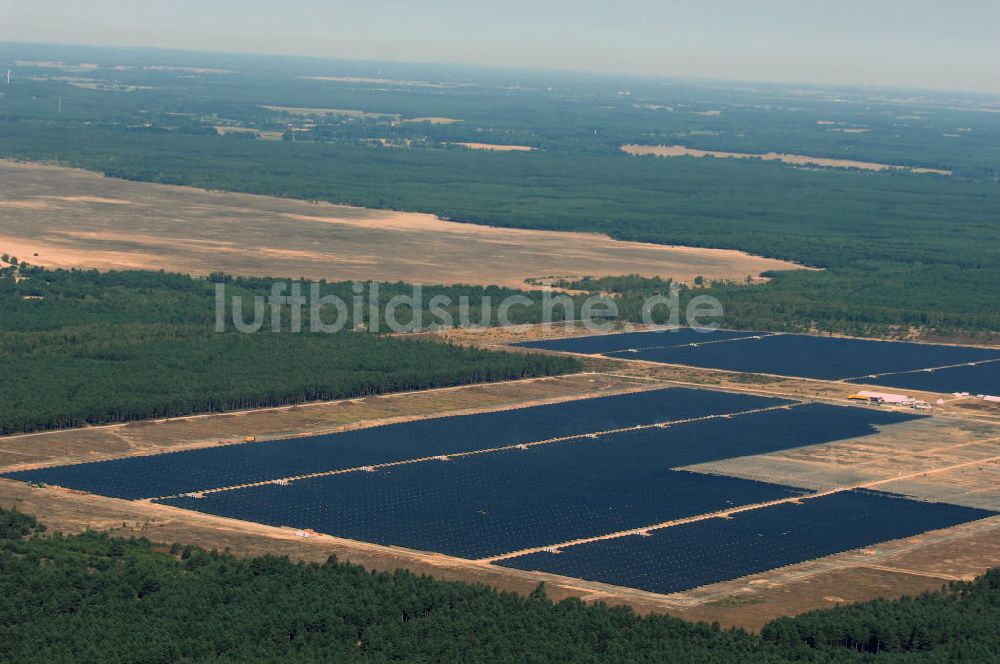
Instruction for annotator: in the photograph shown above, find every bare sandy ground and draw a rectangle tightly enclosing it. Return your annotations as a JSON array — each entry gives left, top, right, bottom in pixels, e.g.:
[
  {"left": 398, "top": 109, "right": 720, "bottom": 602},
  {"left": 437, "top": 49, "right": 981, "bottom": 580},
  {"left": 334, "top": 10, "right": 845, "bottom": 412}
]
[
  {"left": 622, "top": 144, "right": 951, "bottom": 175},
  {"left": 0, "top": 161, "right": 804, "bottom": 288},
  {"left": 297, "top": 76, "right": 459, "bottom": 90},
  {"left": 397, "top": 117, "right": 461, "bottom": 125},
  {"left": 260, "top": 105, "right": 398, "bottom": 119},
  {"left": 455, "top": 142, "right": 535, "bottom": 152}
]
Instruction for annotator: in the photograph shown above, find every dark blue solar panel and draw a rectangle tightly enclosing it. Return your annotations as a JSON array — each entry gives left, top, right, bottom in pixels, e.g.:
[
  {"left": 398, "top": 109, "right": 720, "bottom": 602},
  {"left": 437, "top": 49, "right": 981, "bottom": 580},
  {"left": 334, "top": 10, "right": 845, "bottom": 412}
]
[
  {"left": 555, "top": 403, "right": 919, "bottom": 469},
  {"left": 3, "top": 387, "right": 787, "bottom": 499},
  {"left": 513, "top": 328, "right": 760, "bottom": 355},
  {"left": 851, "top": 362, "right": 1000, "bottom": 396},
  {"left": 498, "top": 490, "right": 997, "bottom": 594},
  {"left": 621, "top": 335, "right": 1000, "bottom": 380},
  {"left": 159, "top": 467, "right": 805, "bottom": 559},
  {"left": 156, "top": 404, "right": 915, "bottom": 559}
]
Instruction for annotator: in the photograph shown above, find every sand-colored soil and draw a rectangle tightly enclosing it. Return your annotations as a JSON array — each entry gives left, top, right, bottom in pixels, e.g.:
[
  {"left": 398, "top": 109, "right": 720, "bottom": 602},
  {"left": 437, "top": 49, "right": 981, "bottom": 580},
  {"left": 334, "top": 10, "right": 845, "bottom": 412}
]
[
  {"left": 298, "top": 76, "right": 456, "bottom": 89},
  {"left": 454, "top": 142, "right": 535, "bottom": 152},
  {"left": 261, "top": 105, "right": 399, "bottom": 119},
  {"left": 622, "top": 144, "right": 951, "bottom": 175},
  {"left": 0, "top": 161, "right": 805, "bottom": 288},
  {"left": 397, "top": 117, "right": 461, "bottom": 125}
]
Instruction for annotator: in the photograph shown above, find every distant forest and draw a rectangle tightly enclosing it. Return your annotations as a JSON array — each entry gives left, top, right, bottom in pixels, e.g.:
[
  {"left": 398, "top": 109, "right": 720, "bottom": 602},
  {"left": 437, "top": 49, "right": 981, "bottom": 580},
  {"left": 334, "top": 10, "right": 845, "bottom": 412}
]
[
  {"left": 0, "top": 266, "right": 579, "bottom": 434},
  {"left": 2, "top": 508, "right": 999, "bottom": 662}
]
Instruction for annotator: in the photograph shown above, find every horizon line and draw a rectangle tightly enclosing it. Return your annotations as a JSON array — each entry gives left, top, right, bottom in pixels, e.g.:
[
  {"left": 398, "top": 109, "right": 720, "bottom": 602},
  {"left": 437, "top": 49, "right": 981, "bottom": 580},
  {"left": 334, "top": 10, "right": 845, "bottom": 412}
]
[{"left": 3, "top": 39, "right": 999, "bottom": 100}]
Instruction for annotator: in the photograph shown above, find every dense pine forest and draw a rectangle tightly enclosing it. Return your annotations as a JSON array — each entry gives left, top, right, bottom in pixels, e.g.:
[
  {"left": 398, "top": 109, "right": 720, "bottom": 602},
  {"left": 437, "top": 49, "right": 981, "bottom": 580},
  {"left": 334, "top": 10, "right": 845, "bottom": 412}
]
[
  {"left": 2, "top": 508, "right": 998, "bottom": 663},
  {"left": 0, "top": 266, "right": 579, "bottom": 434}
]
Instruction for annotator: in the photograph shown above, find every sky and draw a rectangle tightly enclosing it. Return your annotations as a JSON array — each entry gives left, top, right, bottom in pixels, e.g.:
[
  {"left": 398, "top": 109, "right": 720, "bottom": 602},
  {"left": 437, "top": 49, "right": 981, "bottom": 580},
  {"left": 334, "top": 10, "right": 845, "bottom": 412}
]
[{"left": 2, "top": 0, "right": 999, "bottom": 94}]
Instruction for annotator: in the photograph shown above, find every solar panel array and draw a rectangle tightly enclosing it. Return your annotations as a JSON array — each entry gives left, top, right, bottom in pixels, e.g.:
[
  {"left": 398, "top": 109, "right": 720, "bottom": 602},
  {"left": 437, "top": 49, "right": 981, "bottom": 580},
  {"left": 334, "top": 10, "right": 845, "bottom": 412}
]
[
  {"left": 848, "top": 361, "right": 1000, "bottom": 396},
  {"left": 3, "top": 387, "right": 787, "bottom": 499},
  {"left": 161, "top": 465, "right": 804, "bottom": 559},
  {"left": 517, "top": 330, "right": 1000, "bottom": 384},
  {"left": 7, "top": 375, "right": 982, "bottom": 595},
  {"left": 157, "top": 404, "right": 915, "bottom": 558},
  {"left": 512, "top": 328, "right": 760, "bottom": 355},
  {"left": 497, "top": 490, "right": 998, "bottom": 594}
]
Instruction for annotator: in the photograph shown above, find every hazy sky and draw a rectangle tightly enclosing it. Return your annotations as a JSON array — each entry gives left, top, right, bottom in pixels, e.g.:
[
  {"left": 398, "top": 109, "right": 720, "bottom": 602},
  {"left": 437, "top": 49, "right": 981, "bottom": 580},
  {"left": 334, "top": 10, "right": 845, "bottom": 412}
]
[{"left": 3, "top": 0, "right": 999, "bottom": 94}]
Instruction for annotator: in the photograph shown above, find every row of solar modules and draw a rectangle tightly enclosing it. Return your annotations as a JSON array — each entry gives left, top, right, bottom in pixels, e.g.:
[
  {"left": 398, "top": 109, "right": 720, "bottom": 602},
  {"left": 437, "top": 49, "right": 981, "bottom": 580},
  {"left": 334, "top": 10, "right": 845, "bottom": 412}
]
[
  {"left": 158, "top": 405, "right": 917, "bottom": 558},
  {"left": 513, "top": 328, "right": 764, "bottom": 356},
  {"left": 2, "top": 387, "right": 789, "bottom": 499},
  {"left": 856, "top": 362, "right": 1000, "bottom": 396},
  {"left": 515, "top": 330, "right": 1000, "bottom": 392},
  {"left": 497, "top": 490, "right": 997, "bottom": 595}
]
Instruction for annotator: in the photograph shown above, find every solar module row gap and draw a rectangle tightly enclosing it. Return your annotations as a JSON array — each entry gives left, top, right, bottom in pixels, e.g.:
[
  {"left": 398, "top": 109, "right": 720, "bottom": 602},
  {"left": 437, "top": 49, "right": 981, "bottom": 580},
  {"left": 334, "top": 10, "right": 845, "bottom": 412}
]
[
  {"left": 840, "top": 356, "right": 1000, "bottom": 382},
  {"left": 162, "top": 400, "right": 806, "bottom": 500},
  {"left": 848, "top": 362, "right": 1000, "bottom": 396},
  {"left": 602, "top": 332, "right": 783, "bottom": 358},
  {"left": 2, "top": 387, "right": 793, "bottom": 499},
  {"left": 480, "top": 490, "right": 815, "bottom": 563},
  {"left": 511, "top": 328, "right": 769, "bottom": 355}
]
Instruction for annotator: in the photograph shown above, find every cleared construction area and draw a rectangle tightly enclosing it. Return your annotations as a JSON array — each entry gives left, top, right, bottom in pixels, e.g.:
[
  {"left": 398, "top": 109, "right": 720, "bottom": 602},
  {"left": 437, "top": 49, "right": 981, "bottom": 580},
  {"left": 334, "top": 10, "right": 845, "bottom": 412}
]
[
  {"left": 0, "top": 161, "right": 804, "bottom": 288},
  {"left": 3, "top": 325, "right": 999, "bottom": 629}
]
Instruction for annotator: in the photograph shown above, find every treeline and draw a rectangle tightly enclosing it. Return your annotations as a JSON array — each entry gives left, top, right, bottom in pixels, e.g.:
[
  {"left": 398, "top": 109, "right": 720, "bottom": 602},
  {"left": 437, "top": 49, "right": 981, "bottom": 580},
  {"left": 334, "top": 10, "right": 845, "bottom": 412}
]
[
  {"left": 558, "top": 273, "right": 1000, "bottom": 340},
  {"left": 2, "top": 119, "right": 999, "bottom": 338},
  {"left": 2, "top": 507, "right": 998, "bottom": 662},
  {"left": 0, "top": 267, "right": 580, "bottom": 435},
  {"left": 763, "top": 569, "right": 1000, "bottom": 656}
]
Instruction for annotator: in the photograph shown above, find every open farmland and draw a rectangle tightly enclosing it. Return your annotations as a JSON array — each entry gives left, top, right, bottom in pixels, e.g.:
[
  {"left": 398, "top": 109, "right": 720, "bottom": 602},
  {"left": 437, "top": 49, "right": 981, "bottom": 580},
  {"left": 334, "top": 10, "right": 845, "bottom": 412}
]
[{"left": 0, "top": 161, "right": 803, "bottom": 288}]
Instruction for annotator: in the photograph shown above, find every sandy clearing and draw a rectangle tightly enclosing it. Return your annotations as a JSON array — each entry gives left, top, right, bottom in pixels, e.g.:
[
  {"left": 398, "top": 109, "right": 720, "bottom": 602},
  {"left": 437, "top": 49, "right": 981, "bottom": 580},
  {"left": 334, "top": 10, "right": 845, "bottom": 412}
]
[
  {"left": 622, "top": 144, "right": 951, "bottom": 175},
  {"left": 0, "top": 234, "right": 166, "bottom": 272},
  {"left": 261, "top": 105, "right": 399, "bottom": 119},
  {"left": 0, "top": 200, "right": 51, "bottom": 210},
  {"left": 143, "top": 66, "right": 235, "bottom": 75},
  {"left": 0, "top": 160, "right": 807, "bottom": 288},
  {"left": 397, "top": 117, "right": 462, "bottom": 125},
  {"left": 40, "top": 195, "right": 134, "bottom": 205},
  {"left": 455, "top": 142, "right": 535, "bottom": 152},
  {"left": 298, "top": 76, "right": 456, "bottom": 89}
]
